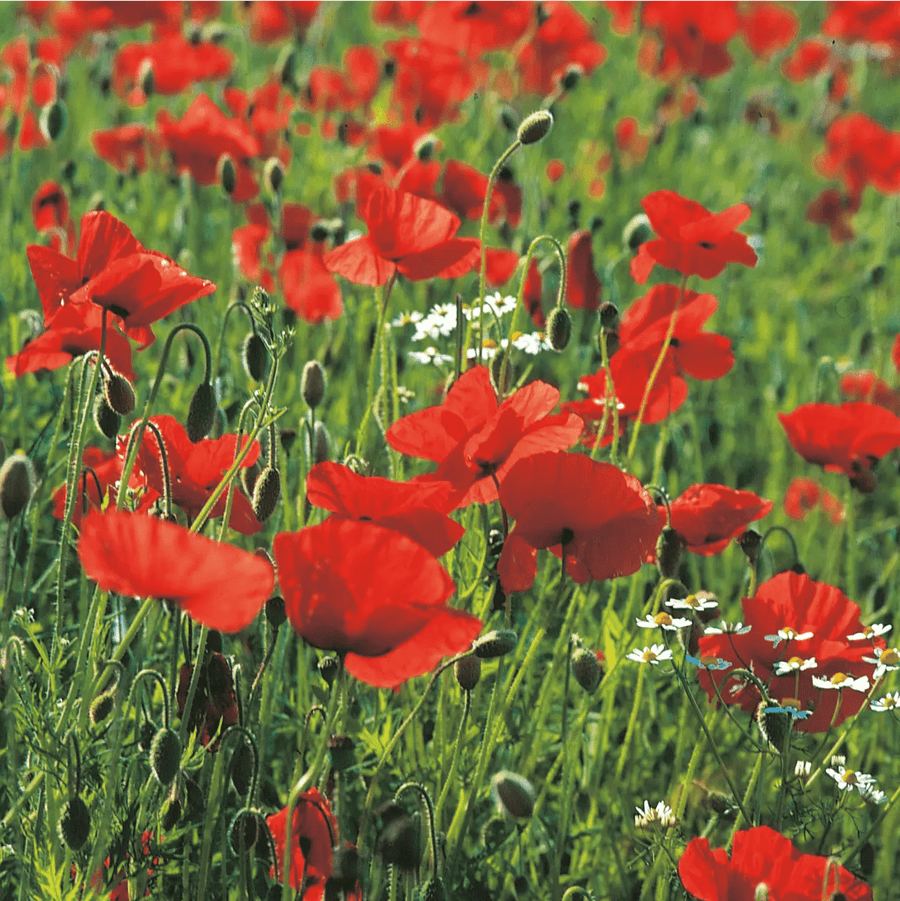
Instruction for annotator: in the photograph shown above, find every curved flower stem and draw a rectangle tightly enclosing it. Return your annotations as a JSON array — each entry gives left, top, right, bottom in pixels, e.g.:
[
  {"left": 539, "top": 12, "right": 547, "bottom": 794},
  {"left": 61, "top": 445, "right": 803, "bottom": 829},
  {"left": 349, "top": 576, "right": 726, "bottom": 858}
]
[
  {"left": 395, "top": 783, "right": 439, "bottom": 880},
  {"left": 434, "top": 688, "right": 471, "bottom": 826},
  {"left": 626, "top": 273, "right": 688, "bottom": 469},
  {"left": 729, "top": 752, "right": 764, "bottom": 841},
  {"left": 214, "top": 299, "right": 257, "bottom": 377}
]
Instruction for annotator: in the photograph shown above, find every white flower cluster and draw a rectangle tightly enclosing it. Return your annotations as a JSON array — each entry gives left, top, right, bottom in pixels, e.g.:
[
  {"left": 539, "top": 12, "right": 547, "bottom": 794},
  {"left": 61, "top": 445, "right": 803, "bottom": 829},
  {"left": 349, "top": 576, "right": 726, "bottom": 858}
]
[{"left": 634, "top": 799, "right": 676, "bottom": 829}]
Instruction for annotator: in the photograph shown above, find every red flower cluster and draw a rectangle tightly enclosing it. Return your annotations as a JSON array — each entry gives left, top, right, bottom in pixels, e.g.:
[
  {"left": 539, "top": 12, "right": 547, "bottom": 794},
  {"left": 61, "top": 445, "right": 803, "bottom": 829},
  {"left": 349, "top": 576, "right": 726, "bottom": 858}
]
[
  {"left": 679, "top": 825, "right": 872, "bottom": 901},
  {"left": 783, "top": 477, "right": 845, "bottom": 525},
  {"left": 698, "top": 572, "right": 884, "bottom": 733}
]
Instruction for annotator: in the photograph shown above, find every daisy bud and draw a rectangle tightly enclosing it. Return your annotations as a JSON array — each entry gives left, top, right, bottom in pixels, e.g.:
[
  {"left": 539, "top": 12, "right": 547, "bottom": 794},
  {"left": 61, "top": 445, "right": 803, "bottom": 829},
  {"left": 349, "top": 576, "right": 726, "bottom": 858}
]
[
  {"left": 455, "top": 655, "right": 481, "bottom": 691},
  {"left": 656, "top": 528, "right": 684, "bottom": 580},
  {"left": 301, "top": 360, "right": 327, "bottom": 409},
  {"left": 419, "top": 877, "right": 447, "bottom": 901},
  {"left": 229, "top": 808, "right": 263, "bottom": 854},
  {"left": 242, "top": 333, "right": 268, "bottom": 381},
  {"left": 58, "top": 796, "right": 91, "bottom": 850},
  {"left": 517, "top": 110, "right": 554, "bottom": 146},
  {"left": 312, "top": 422, "right": 331, "bottom": 465},
  {"left": 252, "top": 466, "right": 282, "bottom": 522},
  {"left": 265, "top": 594, "right": 286, "bottom": 629},
  {"left": 473, "top": 630, "right": 517, "bottom": 659},
  {"left": 161, "top": 795, "right": 182, "bottom": 831},
  {"left": 150, "top": 727, "right": 182, "bottom": 786},
  {"left": 622, "top": 213, "right": 652, "bottom": 251},
  {"left": 571, "top": 647, "right": 602, "bottom": 693},
  {"left": 186, "top": 381, "right": 217, "bottom": 442},
  {"left": 327, "top": 734, "right": 355, "bottom": 772},
  {"left": 491, "top": 770, "right": 535, "bottom": 820},
  {"left": 263, "top": 157, "right": 285, "bottom": 196},
  {"left": 102, "top": 371, "right": 136, "bottom": 416},
  {"left": 0, "top": 453, "right": 35, "bottom": 520},
  {"left": 230, "top": 742, "right": 254, "bottom": 796},
  {"left": 93, "top": 395, "right": 120, "bottom": 440},
  {"left": 319, "top": 655, "right": 341, "bottom": 686},
  {"left": 40, "top": 100, "right": 67, "bottom": 142},
  {"left": 217, "top": 154, "right": 237, "bottom": 196},
  {"left": 546, "top": 306, "right": 572, "bottom": 352},
  {"left": 89, "top": 691, "right": 115, "bottom": 725}
]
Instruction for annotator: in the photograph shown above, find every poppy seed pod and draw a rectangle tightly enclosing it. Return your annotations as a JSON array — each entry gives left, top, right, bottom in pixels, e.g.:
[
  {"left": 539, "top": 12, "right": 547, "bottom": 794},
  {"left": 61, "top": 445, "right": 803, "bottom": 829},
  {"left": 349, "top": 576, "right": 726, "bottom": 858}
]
[
  {"left": 454, "top": 655, "right": 481, "bottom": 691},
  {"left": 40, "top": 100, "right": 67, "bottom": 142},
  {"left": 0, "top": 453, "right": 35, "bottom": 520},
  {"left": 150, "top": 727, "right": 182, "bottom": 786},
  {"left": 186, "top": 382, "right": 217, "bottom": 442},
  {"left": 473, "top": 630, "right": 517, "bottom": 659},
  {"left": 58, "top": 796, "right": 91, "bottom": 850},
  {"left": 242, "top": 333, "right": 268, "bottom": 382},
  {"left": 217, "top": 154, "right": 237, "bottom": 196},
  {"left": 103, "top": 371, "right": 136, "bottom": 416},
  {"left": 252, "top": 466, "right": 281, "bottom": 522},
  {"left": 546, "top": 306, "right": 572, "bottom": 352},
  {"left": 93, "top": 396, "right": 120, "bottom": 440},
  {"left": 491, "top": 770, "right": 535, "bottom": 820},
  {"left": 517, "top": 110, "right": 553, "bottom": 146},
  {"left": 571, "top": 647, "right": 602, "bottom": 693},
  {"left": 301, "top": 361, "right": 326, "bottom": 409}
]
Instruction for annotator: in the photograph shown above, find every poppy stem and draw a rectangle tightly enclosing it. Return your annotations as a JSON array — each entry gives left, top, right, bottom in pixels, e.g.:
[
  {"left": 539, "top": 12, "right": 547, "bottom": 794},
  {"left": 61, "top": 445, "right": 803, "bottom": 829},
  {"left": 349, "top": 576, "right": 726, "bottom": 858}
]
[
  {"left": 395, "top": 783, "right": 440, "bottom": 881},
  {"left": 356, "top": 275, "right": 395, "bottom": 458}
]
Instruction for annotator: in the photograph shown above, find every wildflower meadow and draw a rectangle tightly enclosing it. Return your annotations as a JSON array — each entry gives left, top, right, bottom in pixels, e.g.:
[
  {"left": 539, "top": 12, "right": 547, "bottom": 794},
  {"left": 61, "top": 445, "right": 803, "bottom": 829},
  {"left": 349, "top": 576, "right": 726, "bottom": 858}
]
[{"left": 3, "top": 2, "right": 900, "bottom": 899}]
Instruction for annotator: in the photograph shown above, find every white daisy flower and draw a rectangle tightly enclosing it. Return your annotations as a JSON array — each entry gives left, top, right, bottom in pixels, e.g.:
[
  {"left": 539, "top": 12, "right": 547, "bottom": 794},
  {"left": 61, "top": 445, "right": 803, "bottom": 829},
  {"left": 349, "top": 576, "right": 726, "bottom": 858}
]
[
  {"left": 669, "top": 594, "right": 719, "bottom": 612},
  {"left": 704, "top": 622, "right": 751, "bottom": 635},
  {"left": 871, "top": 691, "right": 900, "bottom": 712},
  {"left": 627, "top": 644, "right": 673, "bottom": 666},
  {"left": 636, "top": 613, "right": 692, "bottom": 631},
  {"left": 863, "top": 646, "right": 900, "bottom": 680},
  {"left": 511, "top": 332, "right": 552, "bottom": 355},
  {"left": 857, "top": 783, "right": 887, "bottom": 805},
  {"left": 391, "top": 310, "right": 424, "bottom": 328},
  {"left": 826, "top": 766, "right": 876, "bottom": 793},
  {"left": 765, "top": 626, "right": 814, "bottom": 646},
  {"left": 848, "top": 623, "right": 892, "bottom": 640},
  {"left": 407, "top": 347, "right": 453, "bottom": 366},
  {"left": 812, "top": 673, "right": 870, "bottom": 692},
  {"left": 773, "top": 656, "right": 818, "bottom": 676},
  {"left": 634, "top": 799, "right": 676, "bottom": 829},
  {"left": 794, "top": 760, "right": 811, "bottom": 777}
]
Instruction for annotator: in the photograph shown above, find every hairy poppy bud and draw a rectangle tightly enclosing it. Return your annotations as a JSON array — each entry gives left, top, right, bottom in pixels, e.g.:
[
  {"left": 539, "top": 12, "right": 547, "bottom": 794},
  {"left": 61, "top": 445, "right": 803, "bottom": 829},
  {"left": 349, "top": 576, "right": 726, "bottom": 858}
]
[
  {"left": 186, "top": 382, "right": 217, "bottom": 442},
  {"left": 277, "top": 45, "right": 300, "bottom": 88},
  {"left": 89, "top": 691, "right": 115, "bottom": 725},
  {"left": 138, "top": 58, "right": 155, "bottom": 97},
  {"left": 598, "top": 301, "right": 619, "bottom": 331},
  {"left": 59, "top": 796, "right": 91, "bottom": 850},
  {"left": 737, "top": 529, "right": 762, "bottom": 567},
  {"left": 301, "top": 360, "right": 327, "bottom": 409},
  {"left": 491, "top": 771, "right": 535, "bottom": 820},
  {"left": 499, "top": 106, "right": 519, "bottom": 132},
  {"left": 312, "top": 422, "right": 330, "bottom": 465},
  {"left": 473, "top": 630, "right": 517, "bottom": 659},
  {"left": 252, "top": 466, "right": 281, "bottom": 522},
  {"left": 559, "top": 63, "right": 583, "bottom": 92},
  {"left": 419, "top": 877, "right": 447, "bottom": 901},
  {"left": 414, "top": 133, "right": 438, "bottom": 161},
  {"left": 656, "top": 527, "right": 684, "bottom": 580},
  {"left": 482, "top": 817, "right": 515, "bottom": 854},
  {"left": 755, "top": 885, "right": 770, "bottom": 901},
  {"left": 139, "top": 719, "right": 157, "bottom": 752},
  {"left": 103, "top": 371, "right": 136, "bottom": 416},
  {"left": 377, "top": 805, "right": 420, "bottom": 871},
  {"left": 161, "top": 795, "right": 182, "bottom": 831},
  {"left": 266, "top": 595, "right": 286, "bottom": 629},
  {"left": 242, "top": 333, "right": 268, "bottom": 381},
  {"left": 517, "top": 110, "right": 553, "bottom": 146},
  {"left": 93, "top": 395, "right": 120, "bottom": 440},
  {"left": 0, "top": 453, "right": 35, "bottom": 520},
  {"left": 454, "top": 655, "right": 481, "bottom": 691},
  {"left": 40, "top": 100, "right": 67, "bottom": 142},
  {"left": 150, "top": 727, "right": 182, "bottom": 786},
  {"left": 229, "top": 808, "right": 263, "bottom": 853},
  {"left": 571, "top": 647, "right": 602, "bottom": 693},
  {"left": 217, "top": 154, "right": 237, "bottom": 196},
  {"left": 327, "top": 734, "right": 355, "bottom": 772},
  {"left": 331, "top": 843, "right": 360, "bottom": 890},
  {"left": 263, "top": 157, "right": 285, "bottom": 196},
  {"left": 756, "top": 700, "right": 789, "bottom": 753},
  {"left": 319, "top": 655, "right": 340, "bottom": 686},
  {"left": 231, "top": 742, "right": 254, "bottom": 796},
  {"left": 623, "top": 213, "right": 652, "bottom": 251},
  {"left": 546, "top": 306, "right": 572, "bottom": 352},
  {"left": 310, "top": 221, "right": 331, "bottom": 243}
]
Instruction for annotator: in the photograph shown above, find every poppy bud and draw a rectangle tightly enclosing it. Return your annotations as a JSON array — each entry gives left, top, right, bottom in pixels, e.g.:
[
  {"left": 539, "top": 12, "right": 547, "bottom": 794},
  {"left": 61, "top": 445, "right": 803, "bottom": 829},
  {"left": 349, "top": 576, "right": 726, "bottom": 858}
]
[
  {"left": 89, "top": 691, "right": 115, "bottom": 725},
  {"left": 242, "top": 460, "right": 261, "bottom": 498},
  {"left": 277, "top": 45, "right": 300, "bottom": 88},
  {"left": 598, "top": 301, "right": 619, "bottom": 331},
  {"left": 419, "top": 877, "right": 447, "bottom": 901},
  {"left": 454, "top": 655, "right": 481, "bottom": 691},
  {"left": 0, "top": 453, "right": 35, "bottom": 520},
  {"left": 310, "top": 221, "right": 331, "bottom": 243},
  {"left": 217, "top": 154, "right": 237, "bottom": 196},
  {"left": 186, "top": 382, "right": 217, "bottom": 442},
  {"left": 473, "top": 629, "right": 517, "bottom": 659},
  {"left": 161, "top": 795, "right": 182, "bottom": 831},
  {"left": 491, "top": 770, "right": 535, "bottom": 820},
  {"left": 737, "top": 528, "right": 762, "bottom": 567},
  {"left": 266, "top": 595, "right": 286, "bottom": 629},
  {"left": 622, "top": 213, "right": 652, "bottom": 252},
  {"left": 138, "top": 58, "right": 155, "bottom": 97},
  {"left": 242, "top": 333, "right": 268, "bottom": 381},
  {"left": 252, "top": 466, "right": 281, "bottom": 522},
  {"left": 656, "top": 528, "right": 684, "bottom": 580},
  {"left": 755, "top": 885, "right": 769, "bottom": 901},
  {"left": 40, "top": 100, "right": 67, "bottom": 142},
  {"left": 319, "top": 655, "right": 340, "bottom": 686},
  {"left": 93, "top": 395, "right": 120, "bottom": 439},
  {"left": 481, "top": 817, "right": 515, "bottom": 853},
  {"left": 231, "top": 741, "right": 254, "bottom": 796},
  {"left": 312, "top": 422, "right": 331, "bottom": 465},
  {"left": 376, "top": 806, "right": 420, "bottom": 871},
  {"left": 150, "top": 727, "right": 182, "bottom": 786},
  {"left": 517, "top": 110, "right": 554, "bottom": 146},
  {"left": 499, "top": 106, "right": 519, "bottom": 133},
  {"left": 229, "top": 808, "right": 263, "bottom": 853},
  {"left": 865, "top": 264, "right": 886, "bottom": 287},
  {"left": 301, "top": 360, "right": 327, "bottom": 409},
  {"left": 327, "top": 734, "right": 355, "bottom": 772},
  {"left": 331, "top": 843, "right": 360, "bottom": 890},
  {"left": 139, "top": 719, "right": 157, "bottom": 752},
  {"left": 184, "top": 774, "right": 205, "bottom": 820},
  {"left": 756, "top": 700, "right": 789, "bottom": 753},
  {"left": 546, "top": 306, "right": 572, "bottom": 352},
  {"left": 103, "top": 371, "right": 136, "bottom": 416},
  {"left": 571, "top": 647, "right": 602, "bottom": 693},
  {"left": 59, "top": 796, "right": 91, "bottom": 850},
  {"left": 263, "top": 157, "right": 285, "bottom": 196},
  {"left": 414, "top": 133, "right": 439, "bottom": 161}
]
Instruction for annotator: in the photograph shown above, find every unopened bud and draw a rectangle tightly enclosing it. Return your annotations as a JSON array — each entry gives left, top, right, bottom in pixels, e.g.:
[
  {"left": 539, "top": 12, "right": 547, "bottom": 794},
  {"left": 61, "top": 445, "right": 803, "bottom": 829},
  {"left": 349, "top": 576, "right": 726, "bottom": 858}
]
[
  {"left": 454, "top": 655, "right": 481, "bottom": 691},
  {"left": 319, "top": 655, "right": 340, "bottom": 686},
  {"left": 756, "top": 700, "right": 789, "bottom": 754},
  {"left": 231, "top": 741, "right": 254, "bottom": 796},
  {"left": 263, "top": 157, "right": 284, "bottom": 195},
  {"left": 93, "top": 395, "right": 120, "bottom": 439},
  {"left": 252, "top": 466, "right": 281, "bottom": 522},
  {"left": 517, "top": 110, "right": 553, "bottom": 146},
  {"left": 161, "top": 795, "right": 182, "bottom": 831},
  {"left": 277, "top": 45, "right": 300, "bottom": 88},
  {"left": 229, "top": 808, "right": 262, "bottom": 854},
  {"left": 59, "top": 796, "right": 91, "bottom": 850},
  {"left": 737, "top": 528, "right": 762, "bottom": 567},
  {"left": 472, "top": 630, "right": 517, "bottom": 659},
  {"left": 186, "top": 382, "right": 217, "bottom": 442},
  {"left": 89, "top": 691, "right": 115, "bottom": 725},
  {"left": 491, "top": 770, "right": 535, "bottom": 819},
  {"left": 138, "top": 58, "right": 155, "bottom": 97},
  {"left": 312, "top": 421, "right": 330, "bottom": 465},
  {"left": 0, "top": 454, "right": 35, "bottom": 519},
  {"left": 559, "top": 63, "right": 583, "bottom": 92},
  {"left": 266, "top": 595, "right": 286, "bottom": 629},
  {"left": 139, "top": 720, "right": 157, "bottom": 752},
  {"left": 571, "top": 647, "right": 602, "bottom": 693},
  {"left": 150, "top": 727, "right": 182, "bottom": 786},
  {"left": 242, "top": 333, "right": 268, "bottom": 381},
  {"left": 546, "top": 306, "right": 572, "bottom": 351},
  {"left": 656, "top": 527, "right": 684, "bottom": 580},
  {"left": 623, "top": 213, "right": 652, "bottom": 251},
  {"left": 40, "top": 100, "right": 67, "bottom": 142},
  {"left": 414, "top": 134, "right": 438, "bottom": 161},
  {"left": 217, "top": 154, "right": 237, "bottom": 196},
  {"left": 301, "top": 360, "right": 326, "bottom": 409},
  {"left": 327, "top": 734, "right": 355, "bottom": 772},
  {"left": 103, "top": 371, "right": 136, "bottom": 416}
]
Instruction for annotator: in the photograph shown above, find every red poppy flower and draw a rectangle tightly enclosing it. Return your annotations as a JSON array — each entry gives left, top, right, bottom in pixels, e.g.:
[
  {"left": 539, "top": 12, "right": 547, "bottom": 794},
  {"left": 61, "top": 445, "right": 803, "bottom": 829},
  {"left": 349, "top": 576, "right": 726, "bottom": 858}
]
[
  {"left": 631, "top": 191, "right": 757, "bottom": 284},
  {"left": 135, "top": 415, "right": 263, "bottom": 535},
  {"left": 387, "top": 366, "right": 583, "bottom": 508},
  {"left": 679, "top": 826, "right": 873, "bottom": 901},
  {"left": 224, "top": 80, "right": 294, "bottom": 162},
  {"left": 484, "top": 249, "right": 544, "bottom": 327},
  {"left": 816, "top": 113, "right": 900, "bottom": 199},
  {"left": 806, "top": 188, "right": 861, "bottom": 243},
  {"left": 440, "top": 159, "right": 522, "bottom": 228},
  {"left": 31, "top": 181, "right": 69, "bottom": 237},
  {"left": 782, "top": 38, "right": 831, "bottom": 81},
  {"left": 738, "top": 3, "right": 799, "bottom": 60},
  {"left": 244, "top": 1, "right": 320, "bottom": 45},
  {"left": 0, "top": 36, "right": 55, "bottom": 155},
  {"left": 176, "top": 652, "right": 238, "bottom": 748},
  {"left": 565, "top": 230, "right": 602, "bottom": 311},
  {"left": 324, "top": 182, "right": 479, "bottom": 287},
  {"left": 823, "top": 1, "right": 900, "bottom": 50},
  {"left": 662, "top": 484, "right": 774, "bottom": 556},
  {"left": 614, "top": 117, "right": 650, "bottom": 168},
  {"left": 266, "top": 789, "right": 336, "bottom": 896},
  {"left": 306, "top": 462, "right": 464, "bottom": 557},
  {"left": 697, "top": 572, "right": 884, "bottom": 733},
  {"left": 783, "top": 477, "right": 844, "bottom": 524},
  {"left": 497, "top": 452, "right": 660, "bottom": 592},
  {"left": 273, "top": 519, "right": 482, "bottom": 688},
  {"left": 839, "top": 370, "right": 900, "bottom": 416},
  {"left": 91, "top": 124, "right": 151, "bottom": 174},
  {"left": 416, "top": 1, "right": 533, "bottom": 55},
  {"left": 157, "top": 94, "right": 261, "bottom": 203},
  {"left": 778, "top": 401, "right": 900, "bottom": 491},
  {"left": 77, "top": 510, "right": 274, "bottom": 633}
]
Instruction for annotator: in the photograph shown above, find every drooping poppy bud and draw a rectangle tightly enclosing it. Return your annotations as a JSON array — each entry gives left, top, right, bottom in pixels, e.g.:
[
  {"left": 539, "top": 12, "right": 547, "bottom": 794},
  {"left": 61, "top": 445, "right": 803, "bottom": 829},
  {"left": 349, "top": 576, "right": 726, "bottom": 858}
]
[
  {"left": 186, "top": 382, "right": 217, "bottom": 442},
  {"left": 89, "top": 691, "right": 116, "bottom": 725},
  {"left": 327, "top": 734, "right": 355, "bottom": 772},
  {"left": 546, "top": 306, "right": 572, "bottom": 351},
  {"left": 0, "top": 454, "right": 35, "bottom": 520},
  {"left": 454, "top": 655, "right": 481, "bottom": 691},
  {"left": 242, "top": 333, "right": 268, "bottom": 382},
  {"left": 218, "top": 154, "right": 237, "bottom": 196},
  {"left": 229, "top": 808, "right": 264, "bottom": 854},
  {"left": 93, "top": 396, "right": 120, "bottom": 440},
  {"left": 376, "top": 803, "right": 420, "bottom": 871},
  {"left": 318, "top": 656, "right": 340, "bottom": 686},
  {"left": 252, "top": 466, "right": 281, "bottom": 522},
  {"left": 301, "top": 361, "right": 327, "bottom": 409},
  {"left": 40, "top": 100, "right": 67, "bottom": 142},
  {"left": 265, "top": 595, "right": 286, "bottom": 629},
  {"left": 103, "top": 371, "right": 136, "bottom": 416},
  {"left": 622, "top": 213, "right": 652, "bottom": 251},
  {"left": 473, "top": 630, "right": 517, "bottom": 659},
  {"left": 263, "top": 157, "right": 285, "bottom": 196},
  {"left": 571, "top": 647, "right": 602, "bottom": 693},
  {"left": 161, "top": 795, "right": 182, "bottom": 831},
  {"left": 58, "top": 796, "right": 91, "bottom": 850},
  {"left": 231, "top": 741, "right": 254, "bottom": 796},
  {"left": 491, "top": 770, "right": 535, "bottom": 819},
  {"left": 150, "top": 727, "right": 182, "bottom": 786}
]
